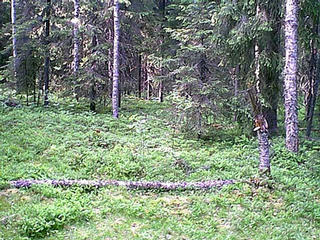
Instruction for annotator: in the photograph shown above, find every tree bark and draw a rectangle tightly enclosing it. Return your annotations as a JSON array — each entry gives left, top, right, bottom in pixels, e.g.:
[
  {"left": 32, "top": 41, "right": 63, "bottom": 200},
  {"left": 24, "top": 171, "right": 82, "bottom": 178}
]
[
  {"left": 248, "top": 2, "right": 271, "bottom": 175},
  {"left": 73, "top": 0, "right": 80, "bottom": 74},
  {"left": 43, "top": 0, "right": 51, "bottom": 106},
  {"left": 255, "top": 1, "right": 281, "bottom": 134},
  {"left": 306, "top": 14, "right": 320, "bottom": 138},
  {"left": 73, "top": 0, "right": 80, "bottom": 101},
  {"left": 138, "top": 54, "right": 142, "bottom": 98},
  {"left": 284, "top": 0, "right": 299, "bottom": 152},
  {"left": 11, "top": 0, "right": 18, "bottom": 85},
  {"left": 112, "top": 0, "right": 120, "bottom": 118},
  {"left": 158, "top": 0, "right": 166, "bottom": 103},
  {"left": 232, "top": 65, "right": 239, "bottom": 122},
  {"left": 90, "top": 35, "right": 97, "bottom": 112}
]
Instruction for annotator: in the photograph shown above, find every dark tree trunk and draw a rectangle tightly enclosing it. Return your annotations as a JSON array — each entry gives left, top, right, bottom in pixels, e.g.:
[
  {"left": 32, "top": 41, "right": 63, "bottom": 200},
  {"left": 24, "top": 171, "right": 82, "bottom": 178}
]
[
  {"left": 108, "top": 2, "right": 114, "bottom": 99},
  {"left": 43, "top": 0, "right": 51, "bottom": 106},
  {"left": 90, "top": 84, "right": 96, "bottom": 112},
  {"left": 90, "top": 34, "right": 97, "bottom": 112},
  {"left": 138, "top": 54, "right": 142, "bottom": 98},
  {"left": 306, "top": 16, "right": 320, "bottom": 138},
  {"left": 145, "top": 57, "right": 151, "bottom": 100},
  {"left": 158, "top": 0, "right": 166, "bottom": 103},
  {"left": 257, "top": 2, "right": 281, "bottom": 135},
  {"left": 232, "top": 65, "right": 239, "bottom": 122}
]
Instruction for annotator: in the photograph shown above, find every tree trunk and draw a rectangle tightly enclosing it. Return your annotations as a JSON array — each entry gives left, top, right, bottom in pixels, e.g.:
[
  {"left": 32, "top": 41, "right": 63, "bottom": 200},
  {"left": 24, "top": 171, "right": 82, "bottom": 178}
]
[
  {"left": 306, "top": 14, "right": 320, "bottom": 138},
  {"left": 257, "top": 129, "right": 270, "bottom": 174},
  {"left": 73, "top": 0, "right": 80, "bottom": 101},
  {"left": 232, "top": 65, "right": 239, "bottom": 122},
  {"left": 90, "top": 35, "right": 97, "bottom": 112},
  {"left": 138, "top": 54, "right": 142, "bottom": 98},
  {"left": 108, "top": 20, "right": 113, "bottom": 99},
  {"left": 112, "top": 0, "right": 120, "bottom": 118},
  {"left": 145, "top": 57, "right": 151, "bottom": 100},
  {"left": 73, "top": 0, "right": 80, "bottom": 73},
  {"left": 158, "top": 0, "right": 166, "bottom": 103},
  {"left": 11, "top": 0, "right": 18, "bottom": 85},
  {"left": 248, "top": 2, "right": 271, "bottom": 175},
  {"left": 43, "top": 0, "right": 51, "bottom": 106},
  {"left": 284, "top": 0, "right": 299, "bottom": 152},
  {"left": 256, "top": 1, "right": 281, "bottom": 134}
]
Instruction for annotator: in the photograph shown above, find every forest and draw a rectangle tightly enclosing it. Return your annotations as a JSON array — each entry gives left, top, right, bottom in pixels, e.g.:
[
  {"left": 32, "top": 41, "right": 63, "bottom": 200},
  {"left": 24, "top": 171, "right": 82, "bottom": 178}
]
[{"left": 0, "top": 0, "right": 320, "bottom": 239}]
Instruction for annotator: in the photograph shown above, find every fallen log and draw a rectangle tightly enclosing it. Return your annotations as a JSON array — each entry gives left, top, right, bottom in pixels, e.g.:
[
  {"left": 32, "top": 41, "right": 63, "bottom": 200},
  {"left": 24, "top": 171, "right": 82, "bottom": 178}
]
[{"left": 9, "top": 179, "right": 236, "bottom": 191}]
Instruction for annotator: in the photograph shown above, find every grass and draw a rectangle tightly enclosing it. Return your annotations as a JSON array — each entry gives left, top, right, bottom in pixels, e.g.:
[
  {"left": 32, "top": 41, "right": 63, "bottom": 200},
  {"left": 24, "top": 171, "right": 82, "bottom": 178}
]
[{"left": 0, "top": 96, "right": 320, "bottom": 239}]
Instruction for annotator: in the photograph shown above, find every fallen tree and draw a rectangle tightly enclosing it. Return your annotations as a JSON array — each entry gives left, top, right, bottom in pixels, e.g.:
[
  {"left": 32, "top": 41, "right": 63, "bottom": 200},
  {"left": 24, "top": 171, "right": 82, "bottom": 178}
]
[{"left": 9, "top": 179, "right": 236, "bottom": 191}]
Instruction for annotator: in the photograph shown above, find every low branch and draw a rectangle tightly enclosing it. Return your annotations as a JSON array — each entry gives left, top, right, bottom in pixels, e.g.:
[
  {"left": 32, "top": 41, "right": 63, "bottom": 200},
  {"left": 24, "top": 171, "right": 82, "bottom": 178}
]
[{"left": 9, "top": 179, "right": 236, "bottom": 191}]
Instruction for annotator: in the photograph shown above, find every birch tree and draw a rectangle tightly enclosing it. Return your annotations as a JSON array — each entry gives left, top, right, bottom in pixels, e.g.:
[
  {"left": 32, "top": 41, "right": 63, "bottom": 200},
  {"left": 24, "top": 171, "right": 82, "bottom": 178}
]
[
  {"left": 112, "top": 0, "right": 120, "bottom": 118},
  {"left": 284, "top": 0, "right": 299, "bottom": 152},
  {"left": 73, "top": 0, "right": 80, "bottom": 74},
  {"left": 11, "top": 0, "right": 18, "bottom": 84}
]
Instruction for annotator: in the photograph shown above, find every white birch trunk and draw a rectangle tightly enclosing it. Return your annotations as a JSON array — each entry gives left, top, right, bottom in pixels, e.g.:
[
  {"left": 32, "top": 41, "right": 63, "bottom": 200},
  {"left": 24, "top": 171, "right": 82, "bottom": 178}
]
[
  {"left": 11, "top": 0, "right": 18, "bottom": 82},
  {"left": 284, "top": 0, "right": 299, "bottom": 152},
  {"left": 112, "top": 0, "right": 120, "bottom": 118},
  {"left": 73, "top": 0, "right": 80, "bottom": 74}
]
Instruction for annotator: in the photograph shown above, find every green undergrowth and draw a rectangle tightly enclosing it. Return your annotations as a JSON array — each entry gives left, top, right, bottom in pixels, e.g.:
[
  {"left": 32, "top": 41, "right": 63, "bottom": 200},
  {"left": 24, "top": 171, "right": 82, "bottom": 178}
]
[{"left": 0, "top": 97, "right": 319, "bottom": 239}]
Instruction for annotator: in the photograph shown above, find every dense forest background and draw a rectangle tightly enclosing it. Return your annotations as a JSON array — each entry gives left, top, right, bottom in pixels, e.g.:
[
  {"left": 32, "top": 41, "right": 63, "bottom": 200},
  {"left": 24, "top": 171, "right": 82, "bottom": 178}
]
[
  {"left": 1, "top": 0, "right": 319, "bottom": 168},
  {"left": 0, "top": 0, "right": 320, "bottom": 239}
]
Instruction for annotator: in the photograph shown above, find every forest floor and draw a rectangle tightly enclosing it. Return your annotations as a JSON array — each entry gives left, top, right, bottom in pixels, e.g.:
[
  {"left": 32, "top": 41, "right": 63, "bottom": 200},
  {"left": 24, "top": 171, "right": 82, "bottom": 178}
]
[{"left": 0, "top": 97, "right": 320, "bottom": 240}]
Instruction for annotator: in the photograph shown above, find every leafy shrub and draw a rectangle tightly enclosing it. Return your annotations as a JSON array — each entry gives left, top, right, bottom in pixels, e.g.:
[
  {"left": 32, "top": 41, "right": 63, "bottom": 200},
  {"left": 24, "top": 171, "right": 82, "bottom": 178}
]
[{"left": 16, "top": 198, "right": 91, "bottom": 238}]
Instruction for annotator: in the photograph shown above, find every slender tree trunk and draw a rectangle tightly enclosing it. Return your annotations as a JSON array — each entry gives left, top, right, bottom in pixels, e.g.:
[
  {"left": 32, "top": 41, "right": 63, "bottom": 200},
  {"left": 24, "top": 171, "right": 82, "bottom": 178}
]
[
  {"left": 145, "top": 57, "right": 152, "bottom": 100},
  {"left": 43, "top": 0, "right": 51, "bottom": 106},
  {"left": 73, "top": 0, "right": 80, "bottom": 101},
  {"left": 112, "top": 0, "right": 120, "bottom": 118},
  {"left": 158, "top": 0, "right": 166, "bottom": 103},
  {"left": 108, "top": 17, "right": 114, "bottom": 98},
  {"left": 90, "top": 35, "right": 97, "bottom": 112},
  {"left": 254, "top": 1, "right": 281, "bottom": 134},
  {"left": 306, "top": 15, "right": 320, "bottom": 137},
  {"left": 73, "top": 0, "right": 80, "bottom": 73},
  {"left": 232, "top": 65, "right": 239, "bottom": 122},
  {"left": 284, "top": 0, "right": 299, "bottom": 152},
  {"left": 138, "top": 54, "right": 142, "bottom": 98},
  {"left": 248, "top": 2, "right": 271, "bottom": 175},
  {"left": 11, "top": 0, "right": 18, "bottom": 85}
]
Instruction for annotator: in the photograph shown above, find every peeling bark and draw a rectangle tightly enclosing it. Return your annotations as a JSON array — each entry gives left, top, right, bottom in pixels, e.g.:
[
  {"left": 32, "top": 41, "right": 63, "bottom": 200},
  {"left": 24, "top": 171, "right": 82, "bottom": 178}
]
[{"left": 9, "top": 179, "right": 236, "bottom": 190}]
